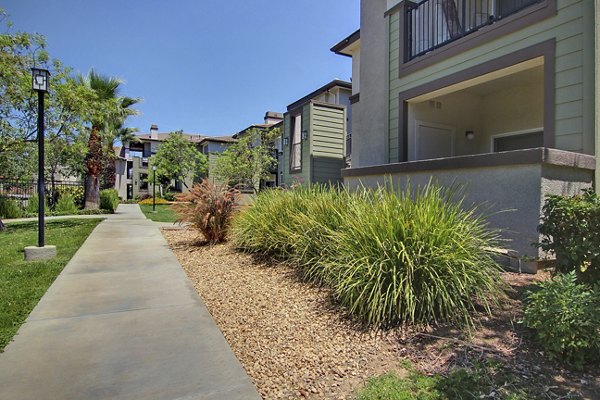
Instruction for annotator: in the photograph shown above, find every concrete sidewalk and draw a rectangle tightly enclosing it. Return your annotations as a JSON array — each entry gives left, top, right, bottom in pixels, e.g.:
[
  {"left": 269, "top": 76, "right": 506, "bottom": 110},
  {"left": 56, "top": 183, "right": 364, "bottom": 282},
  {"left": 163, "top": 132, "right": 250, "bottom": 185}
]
[{"left": 0, "top": 204, "right": 260, "bottom": 400}]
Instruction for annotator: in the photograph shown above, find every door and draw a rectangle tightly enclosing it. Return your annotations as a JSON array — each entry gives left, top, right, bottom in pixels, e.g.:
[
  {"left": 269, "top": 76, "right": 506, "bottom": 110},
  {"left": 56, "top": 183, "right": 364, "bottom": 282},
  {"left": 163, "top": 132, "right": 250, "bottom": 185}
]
[{"left": 415, "top": 121, "right": 454, "bottom": 160}]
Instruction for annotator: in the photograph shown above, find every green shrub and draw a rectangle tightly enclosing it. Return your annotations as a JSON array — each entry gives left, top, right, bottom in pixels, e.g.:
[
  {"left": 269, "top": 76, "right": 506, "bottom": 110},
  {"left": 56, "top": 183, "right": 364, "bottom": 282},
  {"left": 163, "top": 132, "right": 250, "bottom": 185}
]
[
  {"left": 25, "top": 194, "right": 49, "bottom": 215},
  {"left": 0, "top": 197, "right": 22, "bottom": 219},
  {"left": 173, "top": 181, "right": 239, "bottom": 244},
  {"left": 163, "top": 192, "right": 177, "bottom": 202},
  {"left": 522, "top": 272, "right": 600, "bottom": 369},
  {"left": 538, "top": 189, "right": 600, "bottom": 283},
  {"left": 232, "top": 182, "right": 505, "bottom": 327},
  {"left": 56, "top": 186, "right": 84, "bottom": 208},
  {"left": 54, "top": 194, "right": 78, "bottom": 215},
  {"left": 99, "top": 189, "right": 119, "bottom": 213}
]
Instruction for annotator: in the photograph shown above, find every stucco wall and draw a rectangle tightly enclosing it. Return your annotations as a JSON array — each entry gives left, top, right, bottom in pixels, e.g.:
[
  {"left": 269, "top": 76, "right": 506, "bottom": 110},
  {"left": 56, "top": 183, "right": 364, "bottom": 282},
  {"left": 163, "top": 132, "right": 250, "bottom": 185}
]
[
  {"left": 344, "top": 161, "right": 593, "bottom": 265},
  {"left": 353, "top": 0, "right": 388, "bottom": 168}
]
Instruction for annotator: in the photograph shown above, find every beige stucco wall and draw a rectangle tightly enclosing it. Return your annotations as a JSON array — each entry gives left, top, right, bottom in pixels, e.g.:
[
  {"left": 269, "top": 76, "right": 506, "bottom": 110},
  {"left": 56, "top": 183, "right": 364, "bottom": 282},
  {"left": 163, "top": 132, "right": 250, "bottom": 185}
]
[
  {"left": 384, "top": 0, "right": 595, "bottom": 163},
  {"left": 344, "top": 161, "right": 594, "bottom": 267}
]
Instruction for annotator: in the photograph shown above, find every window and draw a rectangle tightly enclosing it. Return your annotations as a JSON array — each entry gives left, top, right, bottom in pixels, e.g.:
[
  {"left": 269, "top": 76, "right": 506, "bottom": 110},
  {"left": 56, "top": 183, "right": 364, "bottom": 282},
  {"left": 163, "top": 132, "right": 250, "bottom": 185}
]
[
  {"left": 492, "top": 130, "right": 543, "bottom": 152},
  {"left": 290, "top": 114, "right": 302, "bottom": 171},
  {"left": 139, "top": 173, "right": 148, "bottom": 190}
]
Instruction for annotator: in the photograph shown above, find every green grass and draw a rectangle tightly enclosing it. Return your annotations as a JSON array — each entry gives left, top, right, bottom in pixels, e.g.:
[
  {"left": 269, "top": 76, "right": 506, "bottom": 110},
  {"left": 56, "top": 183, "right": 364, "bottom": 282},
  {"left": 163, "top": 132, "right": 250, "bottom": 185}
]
[
  {"left": 356, "top": 361, "right": 549, "bottom": 400},
  {"left": 0, "top": 218, "right": 102, "bottom": 351},
  {"left": 139, "top": 204, "right": 178, "bottom": 223}
]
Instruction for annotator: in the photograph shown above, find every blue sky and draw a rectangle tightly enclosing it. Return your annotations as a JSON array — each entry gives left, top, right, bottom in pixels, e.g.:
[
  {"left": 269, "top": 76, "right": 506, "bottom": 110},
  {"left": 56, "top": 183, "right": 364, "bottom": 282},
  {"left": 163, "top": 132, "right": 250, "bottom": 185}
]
[{"left": 4, "top": 1, "right": 359, "bottom": 136}]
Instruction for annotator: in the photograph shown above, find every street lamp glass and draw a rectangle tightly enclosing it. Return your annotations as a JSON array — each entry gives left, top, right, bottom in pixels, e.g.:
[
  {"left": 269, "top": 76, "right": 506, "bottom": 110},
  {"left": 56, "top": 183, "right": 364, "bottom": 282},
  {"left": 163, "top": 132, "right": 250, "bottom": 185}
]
[
  {"left": 152, "top": 166, "right": 157, "bottom": 171},
  {"left": 31, "top": 68, "right": 50, "bottom": 92}
]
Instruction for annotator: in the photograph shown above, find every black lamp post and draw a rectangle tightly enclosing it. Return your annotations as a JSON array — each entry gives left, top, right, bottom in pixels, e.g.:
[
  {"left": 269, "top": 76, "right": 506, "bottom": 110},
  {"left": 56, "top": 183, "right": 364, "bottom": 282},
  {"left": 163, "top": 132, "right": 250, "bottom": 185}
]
[
  {"left": 152, "top": 165, "right": 157, "bottom": 213},
  {"left": 32, "top": 68, "right": 50, "bottom": 248}
]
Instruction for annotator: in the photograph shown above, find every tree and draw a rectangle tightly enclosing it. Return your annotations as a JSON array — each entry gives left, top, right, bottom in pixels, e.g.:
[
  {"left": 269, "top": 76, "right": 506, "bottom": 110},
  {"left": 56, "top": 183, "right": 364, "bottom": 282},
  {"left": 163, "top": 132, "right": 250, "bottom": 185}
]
[
  {"left": 148, "top": 131, "right": 207, "bottom": 191},
  {"left": 213, "top": 127, "right": 279, "bottom": 191},
  {"left": 0, "top": 9, "right": 100, "bottom": 226},
  {"left": 78, "top": 70, "right": 139, "bottom": 209}
]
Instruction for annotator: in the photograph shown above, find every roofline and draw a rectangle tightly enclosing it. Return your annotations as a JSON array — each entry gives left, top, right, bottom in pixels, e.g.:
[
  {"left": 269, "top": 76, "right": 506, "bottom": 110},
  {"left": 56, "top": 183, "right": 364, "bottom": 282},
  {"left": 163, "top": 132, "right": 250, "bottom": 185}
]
[
  {"left": 286, "top": 80, "right": 352, "bottom": 111},
  {"left": 330, "top": 29, "right": 360, "bottom": 57},
  {"left": 198, "top": 136, "right": 237, "bottom": 145}
]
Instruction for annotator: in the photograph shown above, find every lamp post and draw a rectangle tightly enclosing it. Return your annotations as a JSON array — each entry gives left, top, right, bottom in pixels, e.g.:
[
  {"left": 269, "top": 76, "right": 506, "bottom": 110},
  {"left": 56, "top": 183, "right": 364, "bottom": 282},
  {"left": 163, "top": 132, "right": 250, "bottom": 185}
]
[
  {"left": 25, "top": 68, "right": 56, "bottom": 261},
  {"left": 152, "top": 165, "right": 157, "bottom": 213}
]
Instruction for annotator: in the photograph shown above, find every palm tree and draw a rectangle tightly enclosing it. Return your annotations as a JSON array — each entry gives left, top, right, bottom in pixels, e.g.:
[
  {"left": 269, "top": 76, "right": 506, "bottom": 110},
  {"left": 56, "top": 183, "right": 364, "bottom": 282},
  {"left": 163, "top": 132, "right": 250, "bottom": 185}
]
[
  {"left": 79, "top": 70, "right": 139, "bottom": 209},
  {"left": 102, "top": 123, "right": 139, "bottom": 190}
]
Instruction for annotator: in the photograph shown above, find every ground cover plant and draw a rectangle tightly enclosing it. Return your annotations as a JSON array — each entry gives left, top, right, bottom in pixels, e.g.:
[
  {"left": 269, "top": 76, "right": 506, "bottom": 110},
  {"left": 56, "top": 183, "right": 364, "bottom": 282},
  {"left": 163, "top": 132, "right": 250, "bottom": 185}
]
[
  {"left": 523, "top": 272, "right": 600, "bottom": 369},
  {"left": 0, "top": 219, "right": 102, "bottom": 351},
  {"left": 173, "top": 181, "right": 239, "bottom": 244},
  {"left": 232, "top": 182, "right": 505, "bottom": 328},
  {"left": 139, "top": 203, "right": 178, "bottom": 223}
]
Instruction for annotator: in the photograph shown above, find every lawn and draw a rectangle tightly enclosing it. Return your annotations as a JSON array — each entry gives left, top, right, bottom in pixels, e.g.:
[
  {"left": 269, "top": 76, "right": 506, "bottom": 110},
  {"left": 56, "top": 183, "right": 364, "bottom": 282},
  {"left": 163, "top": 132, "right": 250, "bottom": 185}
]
[
  {"left": 139, "top": 204, "right": 178, "bottom": 223},
  {"left": 0, "top": 218, "right": 102, "bottom": 351}
]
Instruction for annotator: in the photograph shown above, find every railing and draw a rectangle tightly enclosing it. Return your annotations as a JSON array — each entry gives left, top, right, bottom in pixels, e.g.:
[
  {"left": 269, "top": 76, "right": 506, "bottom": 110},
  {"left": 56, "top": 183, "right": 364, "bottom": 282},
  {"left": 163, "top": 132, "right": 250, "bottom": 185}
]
[
  {"left": 407, "top": 0, "right": 542, "bottom": 61},
  {"left": 0, "top": 178, "right": 84, "bottom": 207}
]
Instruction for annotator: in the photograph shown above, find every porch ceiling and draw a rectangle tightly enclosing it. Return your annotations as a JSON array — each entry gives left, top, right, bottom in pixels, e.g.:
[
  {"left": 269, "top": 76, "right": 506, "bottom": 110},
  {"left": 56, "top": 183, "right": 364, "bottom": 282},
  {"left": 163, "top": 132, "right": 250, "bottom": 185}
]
[{"left": 408, "top": 57, "right": 544, "bottom": 103}]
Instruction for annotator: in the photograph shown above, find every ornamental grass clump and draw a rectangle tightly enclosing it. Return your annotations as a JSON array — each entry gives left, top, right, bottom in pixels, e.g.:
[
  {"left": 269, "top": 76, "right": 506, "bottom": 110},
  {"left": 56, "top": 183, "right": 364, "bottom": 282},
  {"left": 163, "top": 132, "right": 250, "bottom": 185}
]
[
  {"left": 174, "top": 180, "right": 239, "bottom": 244},
  {"left": 232, "top": 181, "right": 505, "bottom": 327},
  {"left": 325, "top": 183, "right": 505, "bottom": 327}
]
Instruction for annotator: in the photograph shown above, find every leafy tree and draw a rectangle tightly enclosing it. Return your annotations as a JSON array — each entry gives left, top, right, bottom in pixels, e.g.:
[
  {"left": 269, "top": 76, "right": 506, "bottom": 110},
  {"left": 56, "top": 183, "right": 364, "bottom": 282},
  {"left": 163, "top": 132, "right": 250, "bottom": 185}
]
[
  {"left": 148, "top": 131, "right": 207, "bottom": 191},
  {"left": 0, "top": 9, "right": 101, "bottom": 225},
  {"left": 213, "top": 127, "right": 279, "bottom": 191},
  {"left": 78, "top": 70, "right": 139, "bottom": 209}
]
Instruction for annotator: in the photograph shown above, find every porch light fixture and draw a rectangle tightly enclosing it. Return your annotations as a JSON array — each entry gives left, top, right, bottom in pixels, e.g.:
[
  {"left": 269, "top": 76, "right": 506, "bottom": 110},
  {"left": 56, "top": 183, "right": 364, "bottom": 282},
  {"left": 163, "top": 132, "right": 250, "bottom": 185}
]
[
  {"left": 283, "top": 137, "right": 289, "bottom": 146},
  {"left": 301, "top": 130, "right": 308, "bottom": 141},
  {"left": 465, "top": 130, "right": 475, "bottom": 141}
]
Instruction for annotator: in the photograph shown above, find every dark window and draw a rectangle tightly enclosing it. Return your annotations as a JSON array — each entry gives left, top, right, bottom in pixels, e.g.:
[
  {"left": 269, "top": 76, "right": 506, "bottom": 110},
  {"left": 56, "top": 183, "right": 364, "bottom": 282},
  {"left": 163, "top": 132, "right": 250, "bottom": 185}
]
[
  {"left": 493, "top": 131, "right": 543, "bottom": 152},
  {"left": 139, "top": 173, "right": 148, "bottom": 190}
]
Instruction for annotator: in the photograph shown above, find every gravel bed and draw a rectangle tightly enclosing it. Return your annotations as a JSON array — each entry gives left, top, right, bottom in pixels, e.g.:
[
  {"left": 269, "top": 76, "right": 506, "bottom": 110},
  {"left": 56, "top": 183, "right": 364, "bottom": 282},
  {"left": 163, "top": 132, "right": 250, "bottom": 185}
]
[{"left": 162, "top": 229, "right": 403, "bottom": 399}]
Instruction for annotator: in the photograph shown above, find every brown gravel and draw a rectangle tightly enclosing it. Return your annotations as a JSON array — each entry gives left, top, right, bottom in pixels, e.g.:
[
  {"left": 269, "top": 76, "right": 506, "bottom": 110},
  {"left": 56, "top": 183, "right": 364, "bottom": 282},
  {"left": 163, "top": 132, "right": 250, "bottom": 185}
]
[
  {"left": 163, "top": 229, "right": 403, "bottom": 399},
  {"left": 163, "top": 228, "right": 600, "bottom": 400}
]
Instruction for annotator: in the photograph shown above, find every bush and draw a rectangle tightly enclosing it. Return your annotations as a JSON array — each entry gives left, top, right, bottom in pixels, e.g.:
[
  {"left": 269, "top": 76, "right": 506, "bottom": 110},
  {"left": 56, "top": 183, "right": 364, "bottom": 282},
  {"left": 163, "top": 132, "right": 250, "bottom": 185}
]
[
  {"left": 99, "top": 189, "right": 119, "bottom": 213},
  {"left": 162, "top": 192, "right": 177, "bottom": 202},
  {"left": 25, "top": 194, "right": 49, "bottom": 215},
  {"left": 173, "top": 181, "right": 239, "bottom": 244},
  {"left": 0, "top": 197, "right": 22, "bottom": 219},
  {"left": 54, "top": 194, "right": 78, "bottom": 215},
  {"left": 56, "top": 186, "right": 84, "bottom": 208},
  {"left": 522, "top": 272, "right": 600, "bottom": 369},
  {"left": 538, "top": 189, "right": 600, "bottom": 283},
  {"left": 232, "top": 182, "right": 505, "bottom": 327},
  {"left": 138, "top": 196, "right": 169, "bottom": 205}
]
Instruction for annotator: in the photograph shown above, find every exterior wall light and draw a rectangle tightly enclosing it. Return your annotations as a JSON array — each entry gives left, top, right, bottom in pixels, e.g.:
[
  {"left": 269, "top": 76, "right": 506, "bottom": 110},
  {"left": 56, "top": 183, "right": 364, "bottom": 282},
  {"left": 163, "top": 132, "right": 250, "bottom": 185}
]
[
  {"left": 283, "top": 137, "right": 289, "bottom": 146},
  {"left": 301, "top": 130, "right": 308, "bottom": 140},
  {"left": 465, "top": 130, "right": 475, "bottom": 141}
]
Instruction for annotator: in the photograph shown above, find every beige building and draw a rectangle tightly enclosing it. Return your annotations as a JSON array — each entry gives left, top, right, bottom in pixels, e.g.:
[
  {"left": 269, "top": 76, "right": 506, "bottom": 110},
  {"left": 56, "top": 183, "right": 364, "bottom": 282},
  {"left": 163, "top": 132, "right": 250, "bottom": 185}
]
[{"left": 333, "top": 0, "right": 599, "bottom": 271}]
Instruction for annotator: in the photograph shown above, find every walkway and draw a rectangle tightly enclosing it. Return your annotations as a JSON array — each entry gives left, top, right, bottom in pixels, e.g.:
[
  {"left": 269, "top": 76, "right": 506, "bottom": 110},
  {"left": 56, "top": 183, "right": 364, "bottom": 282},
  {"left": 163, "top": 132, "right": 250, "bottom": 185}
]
[{"left": 0, "top": 205, "right": 260, "bottom": 400}]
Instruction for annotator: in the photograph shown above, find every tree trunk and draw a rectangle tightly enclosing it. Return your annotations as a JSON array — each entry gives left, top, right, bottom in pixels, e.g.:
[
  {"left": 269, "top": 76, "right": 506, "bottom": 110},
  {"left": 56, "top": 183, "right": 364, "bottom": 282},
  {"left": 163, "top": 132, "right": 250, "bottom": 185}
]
[
  {"left": 101, "top": 142, "right": 116, "bottom": 190},
  {"left": 84, "top": 174, "right": 100, "bottom": 209},
  {"left": 84, "top": 126, "right": 102, "bottom": 209},
  {"left": 0, "top": 219, "right": 5, "bottom": 232}
]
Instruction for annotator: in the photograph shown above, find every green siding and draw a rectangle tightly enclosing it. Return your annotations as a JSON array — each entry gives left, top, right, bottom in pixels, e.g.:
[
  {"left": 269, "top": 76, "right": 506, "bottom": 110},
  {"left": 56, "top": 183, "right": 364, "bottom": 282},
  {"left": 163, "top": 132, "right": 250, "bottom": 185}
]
[
  {"left": 387, "top": 0, "right": 595, "bottom": 162},
  {"left": 281, "top": 103, "right": 346, "bottom": 186}
]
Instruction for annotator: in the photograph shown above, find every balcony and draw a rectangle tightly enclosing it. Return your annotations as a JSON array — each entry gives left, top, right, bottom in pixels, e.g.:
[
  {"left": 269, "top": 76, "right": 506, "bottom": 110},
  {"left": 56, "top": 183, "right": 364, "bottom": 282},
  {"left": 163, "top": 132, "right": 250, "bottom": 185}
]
[{"left": 407, "top": 0, "right": 543, "bottom": 61}]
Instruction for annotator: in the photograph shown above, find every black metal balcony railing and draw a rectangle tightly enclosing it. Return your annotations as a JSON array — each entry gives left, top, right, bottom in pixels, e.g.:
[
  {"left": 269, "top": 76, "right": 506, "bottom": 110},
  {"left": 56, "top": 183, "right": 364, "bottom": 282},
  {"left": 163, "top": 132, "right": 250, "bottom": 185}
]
[{"left": 407, "top": 0, "right": 542, "bottom": 61}]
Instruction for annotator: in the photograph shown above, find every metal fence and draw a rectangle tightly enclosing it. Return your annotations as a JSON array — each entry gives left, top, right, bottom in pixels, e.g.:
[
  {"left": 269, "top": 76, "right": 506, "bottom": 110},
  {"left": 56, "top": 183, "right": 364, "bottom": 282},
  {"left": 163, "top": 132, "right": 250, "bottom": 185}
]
[
  {"left": 0, "top": 178, "right": 84, "bottom": 207},
  {"left": 407, "top": 0, "right": 542, "bottom": 60}
]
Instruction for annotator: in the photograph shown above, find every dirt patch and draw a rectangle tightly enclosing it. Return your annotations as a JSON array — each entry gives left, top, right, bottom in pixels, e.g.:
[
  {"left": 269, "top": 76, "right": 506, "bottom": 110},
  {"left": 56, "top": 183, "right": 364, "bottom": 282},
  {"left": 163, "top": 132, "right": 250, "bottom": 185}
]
[{"left": 163, "top": 228, "right": 599, "bottom": 400}]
